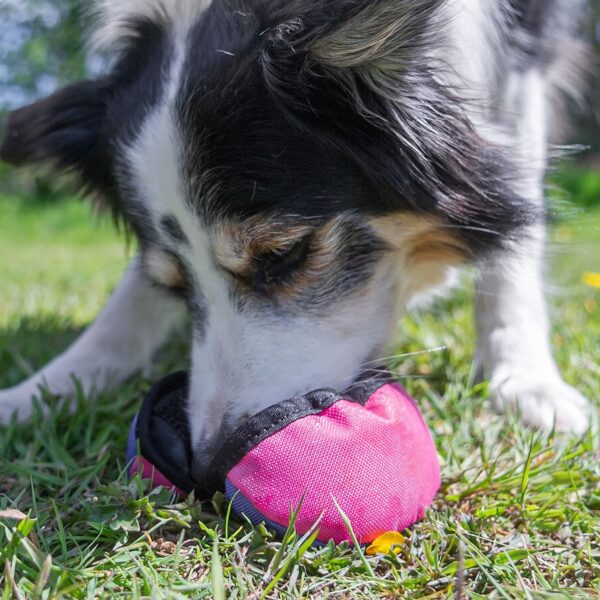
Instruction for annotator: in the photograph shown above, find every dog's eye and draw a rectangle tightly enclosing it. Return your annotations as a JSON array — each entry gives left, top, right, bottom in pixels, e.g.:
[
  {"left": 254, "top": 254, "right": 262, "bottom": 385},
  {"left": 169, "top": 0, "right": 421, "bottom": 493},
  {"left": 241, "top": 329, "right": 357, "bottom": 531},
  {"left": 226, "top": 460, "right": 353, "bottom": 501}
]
[{"left": 255, "top": 235, "right": 312, "bottom": 286}]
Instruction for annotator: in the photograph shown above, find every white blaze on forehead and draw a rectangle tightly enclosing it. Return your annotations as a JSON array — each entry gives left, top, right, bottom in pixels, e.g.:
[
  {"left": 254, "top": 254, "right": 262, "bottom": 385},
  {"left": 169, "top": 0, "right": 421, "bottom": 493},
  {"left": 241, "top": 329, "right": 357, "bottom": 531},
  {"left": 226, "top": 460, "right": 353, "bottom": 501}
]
[
  {"left": 126, "top": 37, "right": 188, "bottom": 225},
  {"left": 92, "top": 0, "right": 213, "bottom": 51},
  {"left": 122, "top": 0, "right": 222, "bottom": 297}
]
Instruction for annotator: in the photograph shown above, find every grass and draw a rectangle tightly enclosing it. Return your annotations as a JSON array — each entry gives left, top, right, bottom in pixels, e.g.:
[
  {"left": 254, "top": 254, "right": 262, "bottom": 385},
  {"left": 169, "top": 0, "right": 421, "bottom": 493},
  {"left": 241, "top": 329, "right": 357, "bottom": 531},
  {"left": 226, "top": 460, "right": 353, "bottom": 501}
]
[{"left": 0, "top": 188, "right": 599, "bottom": 599}]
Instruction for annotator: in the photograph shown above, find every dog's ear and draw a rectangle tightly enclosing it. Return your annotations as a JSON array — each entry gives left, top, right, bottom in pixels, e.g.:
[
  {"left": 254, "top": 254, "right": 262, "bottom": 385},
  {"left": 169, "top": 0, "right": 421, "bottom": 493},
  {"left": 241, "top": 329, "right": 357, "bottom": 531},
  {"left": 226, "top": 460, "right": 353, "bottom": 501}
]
[
  {"left": 262, "top": 0, "right": 444, "bottom": 110},
  {"left": 0, "top": 79, "right": 116, "bottom": 197},
  {"left": 262, "top": 0, "right": 537, "bottom": 255},
  {"left": 269, "top": 0, "right": 442, "bottom": 80}
]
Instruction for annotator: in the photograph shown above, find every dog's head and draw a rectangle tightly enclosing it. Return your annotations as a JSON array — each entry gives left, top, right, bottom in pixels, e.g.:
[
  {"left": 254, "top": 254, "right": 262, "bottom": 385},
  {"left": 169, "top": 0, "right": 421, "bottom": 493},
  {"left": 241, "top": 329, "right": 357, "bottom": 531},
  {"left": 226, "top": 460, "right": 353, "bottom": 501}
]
[{"left": 1, "top": 0, "right": 535, "bottom": 471}]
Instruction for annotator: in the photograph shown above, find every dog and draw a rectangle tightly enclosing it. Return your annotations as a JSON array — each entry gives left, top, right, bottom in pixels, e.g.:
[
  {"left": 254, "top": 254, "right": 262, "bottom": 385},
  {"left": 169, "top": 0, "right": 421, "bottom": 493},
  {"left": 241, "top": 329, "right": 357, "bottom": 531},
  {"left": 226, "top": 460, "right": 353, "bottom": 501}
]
[{"left": 0, "top": 0, "right": 592, "bottom": 476}]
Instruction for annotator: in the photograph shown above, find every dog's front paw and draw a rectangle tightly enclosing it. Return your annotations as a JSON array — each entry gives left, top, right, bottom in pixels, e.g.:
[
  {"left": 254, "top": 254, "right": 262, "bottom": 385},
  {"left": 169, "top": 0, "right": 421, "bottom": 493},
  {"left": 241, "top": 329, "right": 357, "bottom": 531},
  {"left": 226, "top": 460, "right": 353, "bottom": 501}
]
[
  {"left": 0, "top": 383, "right": 47, "bottom": 425},
  {"left": 490, "top": 371, "right": 592, "bottom": 435}
]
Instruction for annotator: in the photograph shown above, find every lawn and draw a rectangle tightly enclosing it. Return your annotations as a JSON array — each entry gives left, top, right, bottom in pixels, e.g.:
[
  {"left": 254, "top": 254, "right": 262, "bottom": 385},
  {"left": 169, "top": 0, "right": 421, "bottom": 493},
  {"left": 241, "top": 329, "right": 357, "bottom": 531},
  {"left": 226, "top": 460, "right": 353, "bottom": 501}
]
[{"left": 0, "top": 187, "right": 599, "bottom": 599}]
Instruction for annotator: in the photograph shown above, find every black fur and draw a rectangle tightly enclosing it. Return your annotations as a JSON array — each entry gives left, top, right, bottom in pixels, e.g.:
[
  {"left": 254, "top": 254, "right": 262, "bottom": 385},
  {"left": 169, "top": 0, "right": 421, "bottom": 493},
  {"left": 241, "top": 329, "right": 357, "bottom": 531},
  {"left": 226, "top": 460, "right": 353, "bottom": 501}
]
[
  {"left": 0, "top": 79, "right": 116, "bottom": 196},
  {"left": 2, "top": 0, "right": 578, "bottom": 261},
  {"left": 161, "top": 215, "right": 189, "bottom": 245},
  {"left": 176, "top": 0, "right": 536, "bottom": 257},
  {"left": 0, "top": 18, "right": 170, "bottom": 226},
  {"left": 177, "top": 1, "right": 384, "bottom": 225}
]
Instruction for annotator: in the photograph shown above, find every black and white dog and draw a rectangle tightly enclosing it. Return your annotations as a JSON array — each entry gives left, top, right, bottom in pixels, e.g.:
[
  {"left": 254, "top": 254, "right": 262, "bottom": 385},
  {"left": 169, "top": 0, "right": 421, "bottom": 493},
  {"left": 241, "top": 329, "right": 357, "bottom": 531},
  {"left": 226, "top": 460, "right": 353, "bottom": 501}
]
[{"left": 0, "top": 0, "right": 592, "bottom": 472}]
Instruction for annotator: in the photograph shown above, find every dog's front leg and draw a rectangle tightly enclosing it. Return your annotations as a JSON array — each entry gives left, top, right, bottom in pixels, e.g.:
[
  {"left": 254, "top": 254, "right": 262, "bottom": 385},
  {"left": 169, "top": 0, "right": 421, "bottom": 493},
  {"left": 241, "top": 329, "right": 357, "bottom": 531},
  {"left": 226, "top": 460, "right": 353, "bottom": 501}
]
[
  {"left": 475, "top": 71, "right": 591, "bottom": 434},
  {"left": 0, "top": 256, "right": 185, "bottom": 423},
  {"left": 476, "top": 235, "right": 591, "bottom": 434}
]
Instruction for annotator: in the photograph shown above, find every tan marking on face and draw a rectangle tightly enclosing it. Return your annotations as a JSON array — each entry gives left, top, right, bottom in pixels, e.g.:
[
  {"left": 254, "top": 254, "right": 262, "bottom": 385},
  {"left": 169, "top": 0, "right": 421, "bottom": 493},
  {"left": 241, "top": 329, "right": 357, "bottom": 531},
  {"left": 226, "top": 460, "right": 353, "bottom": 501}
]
[
  {"left": 370, "top": 214, "right": 470, "bottom": 303},
  {"left": 143, "top": 248, "right": 186, "bottom": 289},
  {"left": 371, "top": 214, "right": 469, "bottom": 266}
]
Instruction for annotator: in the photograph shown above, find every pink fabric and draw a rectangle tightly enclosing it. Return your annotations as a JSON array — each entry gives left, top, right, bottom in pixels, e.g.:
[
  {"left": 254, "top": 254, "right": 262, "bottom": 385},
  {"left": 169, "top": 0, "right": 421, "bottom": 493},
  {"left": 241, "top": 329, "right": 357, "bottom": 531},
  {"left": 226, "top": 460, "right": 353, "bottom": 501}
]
[
  {"left": 130, "top": 457, "right": 185, "bottom": 496},
  {"left": 227, "top": 383, "right": 441, "bottom": 544}
]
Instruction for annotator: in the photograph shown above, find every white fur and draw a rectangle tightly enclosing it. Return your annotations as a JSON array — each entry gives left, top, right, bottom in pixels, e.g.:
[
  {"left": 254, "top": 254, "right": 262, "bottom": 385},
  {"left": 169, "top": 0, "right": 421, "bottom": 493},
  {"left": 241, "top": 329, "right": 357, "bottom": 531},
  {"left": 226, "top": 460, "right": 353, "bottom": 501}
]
[
  {"left": 0, "top": 258, "right": 185, "bottom": 423},
  {"left": 92, "top": 0, "right": 213, "bottom": 52},
  {"left": 439, "top": 0, "right": 508, "bottom": 98},
  {"left": 475, "top": 69, "right": 591, "bottom": 434},
  {"left": 126, "top": 50, "right": 187, "bottom": 226}
]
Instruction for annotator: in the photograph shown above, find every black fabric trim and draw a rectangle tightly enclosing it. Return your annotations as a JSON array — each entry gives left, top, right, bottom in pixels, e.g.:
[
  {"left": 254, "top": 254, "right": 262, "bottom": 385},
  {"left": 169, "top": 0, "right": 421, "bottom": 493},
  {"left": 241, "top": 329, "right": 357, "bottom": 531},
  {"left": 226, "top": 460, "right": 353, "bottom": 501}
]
[
  {"left": 135, "top": 371, "right": 196, "bottom": 494},
  {"left": 344, "top": 369, "right": 392, "bottom": 404},
  {"left": 204, "top": 369, "right": 390, "bottom": 494}
]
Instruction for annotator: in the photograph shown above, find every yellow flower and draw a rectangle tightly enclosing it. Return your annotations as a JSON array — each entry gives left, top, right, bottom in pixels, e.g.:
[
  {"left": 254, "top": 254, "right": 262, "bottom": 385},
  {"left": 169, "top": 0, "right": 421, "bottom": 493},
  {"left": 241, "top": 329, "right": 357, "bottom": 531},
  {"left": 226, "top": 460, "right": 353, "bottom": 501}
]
[
  {"left": 583, "top": 273, "right": 600, "bottom": 289},
  {"left": 366, "top": 531, "right": 406, "bottom": 556}
]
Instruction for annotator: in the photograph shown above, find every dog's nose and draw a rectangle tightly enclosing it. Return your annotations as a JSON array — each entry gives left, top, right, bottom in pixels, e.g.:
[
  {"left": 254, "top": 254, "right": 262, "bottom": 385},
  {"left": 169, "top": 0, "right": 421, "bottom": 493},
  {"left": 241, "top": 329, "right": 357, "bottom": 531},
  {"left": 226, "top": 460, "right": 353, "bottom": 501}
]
[
  {"left": 189, "top": 417, "right": 238, "bottom": 494},
  {"left": 190, "top": 442, "right": 214, "bottom": 484}
]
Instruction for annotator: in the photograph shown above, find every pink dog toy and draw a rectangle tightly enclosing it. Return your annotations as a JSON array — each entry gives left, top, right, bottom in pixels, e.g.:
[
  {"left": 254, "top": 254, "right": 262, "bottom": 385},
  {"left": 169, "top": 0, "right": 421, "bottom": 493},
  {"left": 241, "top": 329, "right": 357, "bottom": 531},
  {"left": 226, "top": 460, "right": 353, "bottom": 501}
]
[{"left": 127, "top": 371, "right": 441, "bottom": 545}]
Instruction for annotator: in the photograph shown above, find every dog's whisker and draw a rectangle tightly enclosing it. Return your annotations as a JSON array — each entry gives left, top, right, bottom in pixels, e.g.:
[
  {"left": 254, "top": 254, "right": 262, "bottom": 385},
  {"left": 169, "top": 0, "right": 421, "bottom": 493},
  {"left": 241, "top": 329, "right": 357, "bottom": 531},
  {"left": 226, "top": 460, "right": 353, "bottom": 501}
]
[
  {"left": 355, "top": 346, "right": 449, "bottom": 370},
  {"left": 325, "top": 347, "right": 450, "bottom": 392}
]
